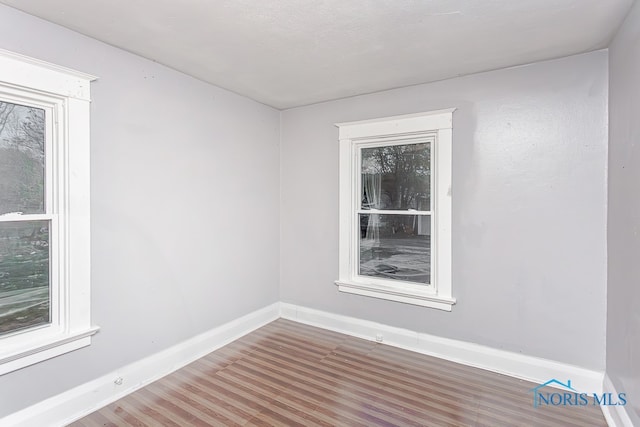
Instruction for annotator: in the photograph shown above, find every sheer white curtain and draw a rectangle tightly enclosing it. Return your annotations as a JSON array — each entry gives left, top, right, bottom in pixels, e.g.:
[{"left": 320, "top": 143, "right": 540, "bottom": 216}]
[{"left": 362, "top": 173, "right": 381, "bottom": 243}]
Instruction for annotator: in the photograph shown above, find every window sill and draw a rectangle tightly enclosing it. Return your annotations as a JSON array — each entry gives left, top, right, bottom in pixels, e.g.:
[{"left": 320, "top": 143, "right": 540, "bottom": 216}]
[
  {"left": 0, "top": 326, "right": 99, "bottom": 375},
  {"left": 335, "top": 280, "right": 455, "bottom": 311}
]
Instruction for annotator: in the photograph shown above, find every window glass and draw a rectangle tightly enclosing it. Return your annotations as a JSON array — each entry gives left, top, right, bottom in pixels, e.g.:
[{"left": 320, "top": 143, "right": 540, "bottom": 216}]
[
  {"left": 0, "top": 100, "right": 49, "bottom": 336},
  {"left": 359, "top": 213, "right": 431, "bottom": 285},
  {"left": 0, "top": 100, "right": 46, "bottom": 215},
  {"left": 0, "top": 220, "right": 50, "bottom": 336},
  {"left": 361, "top": 142, "right": 431, "bottom": 211}
]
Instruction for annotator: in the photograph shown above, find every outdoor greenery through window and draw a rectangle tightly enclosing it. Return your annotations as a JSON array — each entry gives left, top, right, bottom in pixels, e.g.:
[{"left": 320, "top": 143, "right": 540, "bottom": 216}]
[{"left": 0, "top": 100, "right": 50, "bottom": 336}]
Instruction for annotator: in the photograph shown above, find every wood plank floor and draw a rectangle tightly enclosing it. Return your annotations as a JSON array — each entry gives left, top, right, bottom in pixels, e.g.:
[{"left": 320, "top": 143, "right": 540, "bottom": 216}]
[{"left": 71, "top": 319, "right": 607, "bottom": 426}]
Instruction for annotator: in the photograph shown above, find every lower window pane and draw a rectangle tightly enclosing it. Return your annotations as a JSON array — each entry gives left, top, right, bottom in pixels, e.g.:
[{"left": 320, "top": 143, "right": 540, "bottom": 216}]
[
  {"left": 0, "top": 221, "right": 50, "bottom": 335},
  {"left": 359, "top": 214, "right": 430, "bottom": 285}
]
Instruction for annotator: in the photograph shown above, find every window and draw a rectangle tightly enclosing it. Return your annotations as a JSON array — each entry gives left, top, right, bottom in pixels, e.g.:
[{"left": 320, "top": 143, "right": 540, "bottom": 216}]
[
  {"left": 336, "top": 109, "right": 455, "bottom": 310},
  {"left": 0, "top": 49, "right": 97, "bottom": 374}
]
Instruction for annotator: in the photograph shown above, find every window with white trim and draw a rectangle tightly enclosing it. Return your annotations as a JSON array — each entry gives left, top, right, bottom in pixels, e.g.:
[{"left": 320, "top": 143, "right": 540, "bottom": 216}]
[
  {"left": 336, "top": 109, "right": 455, "bottom": 311},
  {"left": 0, "top": 49, "right": 97, "bottom": 375}
]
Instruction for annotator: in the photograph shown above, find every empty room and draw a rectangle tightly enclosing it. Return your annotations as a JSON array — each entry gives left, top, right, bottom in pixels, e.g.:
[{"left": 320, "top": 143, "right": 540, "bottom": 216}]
[{"left": 0, "top": 1, "right": 638, "bottom": 426}]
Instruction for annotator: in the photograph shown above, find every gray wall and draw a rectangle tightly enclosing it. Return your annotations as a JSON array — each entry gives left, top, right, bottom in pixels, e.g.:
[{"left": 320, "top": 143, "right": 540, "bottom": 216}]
[
  {"left": 280, "top": 51, "right": 608, "bottom": 370},
  {"left": 0, "top": 2, "right": 616, "bottom": 418},
  {"left": 608, "top": 1, "right": 640, "bottom": 423},
  {"left": 0, "top": 5, "right": 280, "bottom": 417}
]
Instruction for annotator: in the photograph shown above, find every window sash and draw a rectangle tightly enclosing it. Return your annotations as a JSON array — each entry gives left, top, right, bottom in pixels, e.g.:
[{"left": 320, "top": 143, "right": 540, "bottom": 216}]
[
  {"left": 356, "top": 210, "right": 432, "bottom": 215},
  {"left": 352, "top": 136, "right": 436, "bottom": 291},
  {"left": 0, "top": 214, "right": 54, "bottom": 222},
  {"left": 355, "top": 136, "right": 434, "bottom": 209},
  {"left": 0, "top": 93, "right": 64, "bottom": 341},
  {"left": 0, "top": 89, "right": 58, "bottom": 214}
]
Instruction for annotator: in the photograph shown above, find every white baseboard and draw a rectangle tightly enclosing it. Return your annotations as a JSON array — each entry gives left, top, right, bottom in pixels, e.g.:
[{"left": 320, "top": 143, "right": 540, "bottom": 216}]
[
  {"left": 2, "top": 302, "right": 609, "bottom": 426},
  {"left": 280, "top": 303, "right": 604, "bottom": 394},
  {"left": 601, "top": 374, "right": 636, "bottom": 427},
  {"left": 1, "top": 303, "right": 280, "bottom": 427}
]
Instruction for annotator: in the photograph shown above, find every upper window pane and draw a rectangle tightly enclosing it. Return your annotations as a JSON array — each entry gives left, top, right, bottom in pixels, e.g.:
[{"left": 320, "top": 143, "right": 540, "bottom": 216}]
[
  {"left": 0, "top": 101, "right": 46, "bottom": 215},
  {"left": 361, "top": 142, "right": 430, "bottom": 211}
]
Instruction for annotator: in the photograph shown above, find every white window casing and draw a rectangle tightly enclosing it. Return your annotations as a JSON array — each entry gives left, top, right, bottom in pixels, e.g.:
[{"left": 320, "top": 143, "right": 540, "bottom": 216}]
[
  {"left": 336, "top": 109, "right": 455, "bottom": 311},
  {"left": 0, "top": 49, "right": 98, "bottom": 375}
]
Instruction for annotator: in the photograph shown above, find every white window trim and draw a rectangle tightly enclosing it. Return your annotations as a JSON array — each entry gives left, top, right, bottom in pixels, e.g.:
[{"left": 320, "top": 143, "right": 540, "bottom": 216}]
[
  {"left": 0, "top": 49, "right": 98, "bottom": 375},
  {"left": 336, "top": 109, "right": 455, "bottom": 311}
]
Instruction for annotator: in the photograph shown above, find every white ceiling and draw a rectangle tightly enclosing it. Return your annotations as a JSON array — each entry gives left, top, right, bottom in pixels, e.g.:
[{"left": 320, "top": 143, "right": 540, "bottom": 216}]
[{"left": 0, "top": 0, "right": 634, "bottom": 109}]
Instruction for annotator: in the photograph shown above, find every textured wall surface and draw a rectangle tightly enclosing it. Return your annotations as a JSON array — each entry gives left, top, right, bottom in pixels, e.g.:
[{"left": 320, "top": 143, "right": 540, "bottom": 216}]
[
  {"left": 280, "top": 51, "right": 608, "bottom": 371},
  {"left": 608, "top": 0, "right": 640, "bottom": 423},
  {"left": 0, "top": 4, "right": 280, "bottom": 417},
  {"left": 0, "top": 2, "right": 619, "bottom": 419}
]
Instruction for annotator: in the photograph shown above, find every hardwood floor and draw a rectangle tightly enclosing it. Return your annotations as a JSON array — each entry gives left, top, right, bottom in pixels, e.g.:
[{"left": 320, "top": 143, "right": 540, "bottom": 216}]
[{"left": 71, "top": 319, "right": 607, "bottom": 426}]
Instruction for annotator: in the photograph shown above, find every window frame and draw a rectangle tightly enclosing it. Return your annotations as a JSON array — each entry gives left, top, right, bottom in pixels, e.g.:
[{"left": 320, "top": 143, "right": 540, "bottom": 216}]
[
  {"left": 0, "top": 49, "right": 98, "bottom": 375},
  {"left": 336, "top": 109, "right": 455, "bottom": 311}
]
